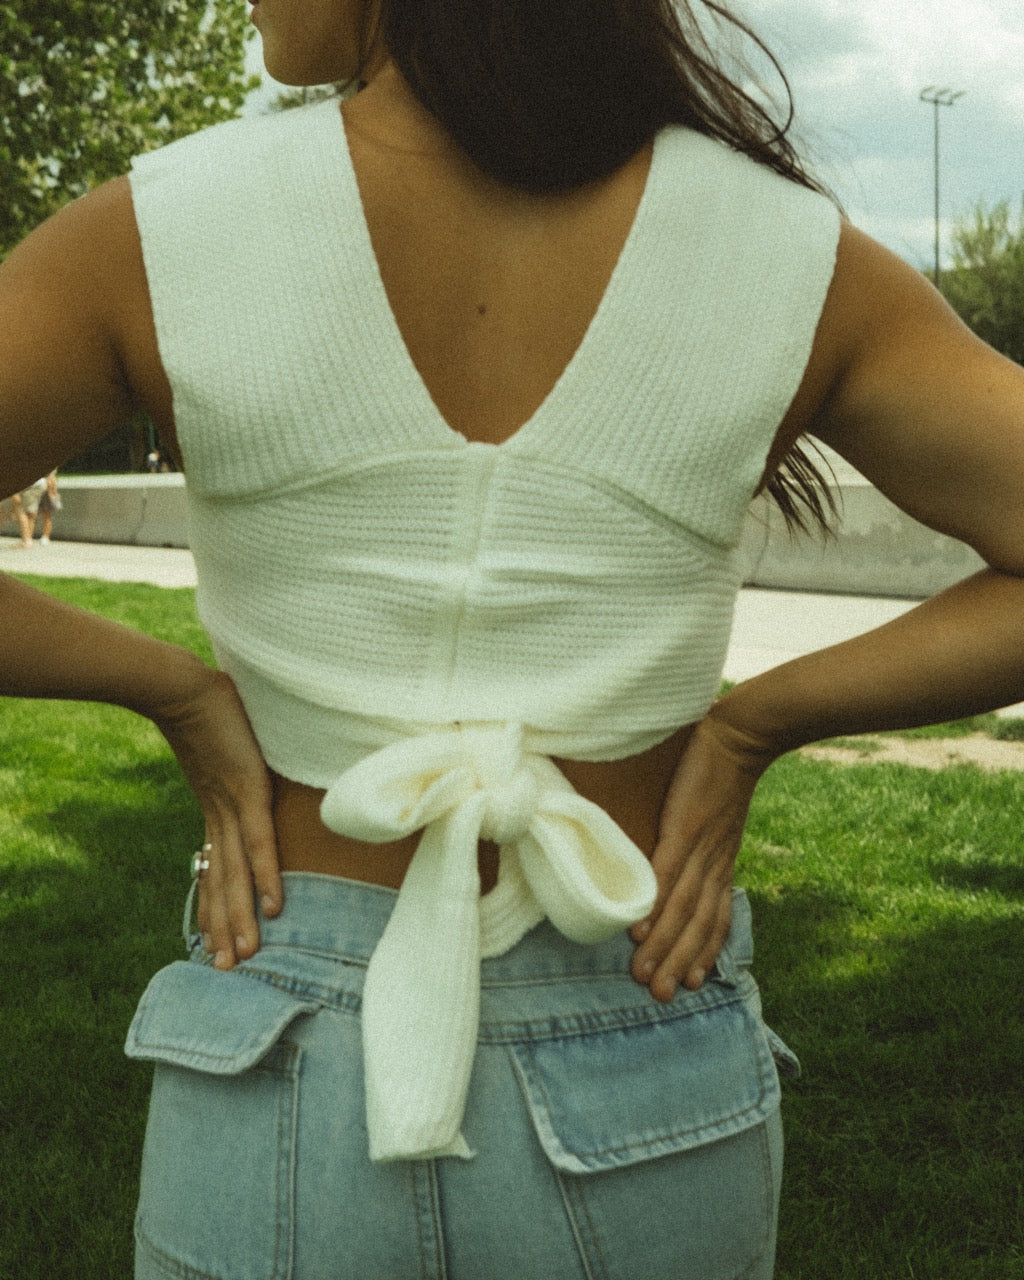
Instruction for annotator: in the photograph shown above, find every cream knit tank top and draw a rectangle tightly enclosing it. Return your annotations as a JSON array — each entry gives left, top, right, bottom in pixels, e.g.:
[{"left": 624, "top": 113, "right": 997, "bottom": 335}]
[{"left": 130, "top": 97, "right": 840, "bottom": 1161}]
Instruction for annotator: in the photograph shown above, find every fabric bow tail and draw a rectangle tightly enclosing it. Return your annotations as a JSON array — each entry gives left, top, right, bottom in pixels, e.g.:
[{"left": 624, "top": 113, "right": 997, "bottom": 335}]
[
  {"left": 320, "top": 732, "right": 489, "bottom": 1162},
  {"left": 513, "top": 755, "right": 659, "bottom": 945},
  {"left": 358, "top": 799, "right": 488, "bottom": 1161}
]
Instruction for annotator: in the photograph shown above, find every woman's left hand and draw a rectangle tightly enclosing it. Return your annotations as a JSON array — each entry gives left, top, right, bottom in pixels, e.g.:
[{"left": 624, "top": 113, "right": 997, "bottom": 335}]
[{"left": 630, "top": 711, "right": 775, "bottom": 1002}]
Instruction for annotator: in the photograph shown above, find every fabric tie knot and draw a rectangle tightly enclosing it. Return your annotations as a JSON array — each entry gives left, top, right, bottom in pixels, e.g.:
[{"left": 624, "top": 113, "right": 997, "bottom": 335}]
[
  {"left": 458, "top": 722, "right": 542, "bottom": 844},
  {"left": 477, "top": 768, "right": 541, "bottom": 843},
  {"left": 318, "top": 720, "right": 657, "bottom": 1164}
]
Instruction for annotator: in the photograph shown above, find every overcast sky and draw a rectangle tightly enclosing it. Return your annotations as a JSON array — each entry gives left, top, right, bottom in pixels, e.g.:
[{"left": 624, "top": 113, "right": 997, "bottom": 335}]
[
  {"left": 245, "top": 0, "right": 1024, "bottom": 268},
  {"left": 735, "top": 0, "right": 1024, "bottom": 265}
]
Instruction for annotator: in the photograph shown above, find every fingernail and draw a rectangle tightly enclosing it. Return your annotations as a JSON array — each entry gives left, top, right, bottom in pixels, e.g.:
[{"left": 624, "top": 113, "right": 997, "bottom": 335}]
[
  {"left": 640, "top": 959, "right": 656, "bottom": 979},
  {"left": 235, "top": 935, "right": 250, "bottom": 956},
  {"left": 689, "top": 967, "right": 707, "bottom": 990},
  {"left": 214, "top": 951, "right": 231, "bottom": 969},
  {"left": 260, "top": 895, "right": 276, "bottom": 916},
  {"left": 633, "top": 919, "right": 651, "bottom": 941}
]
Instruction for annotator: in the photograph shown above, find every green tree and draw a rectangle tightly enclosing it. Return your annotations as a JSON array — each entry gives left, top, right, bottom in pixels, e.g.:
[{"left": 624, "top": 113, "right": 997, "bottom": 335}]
[
  {"left": 940, "top": 198, "right": 1024, "bottom": 365},
  {"left": 1, "top": 0, "right": 259, "bottom": 255},
  {"left": 270, "top": 85, "right": 347, "bottom": 112}
]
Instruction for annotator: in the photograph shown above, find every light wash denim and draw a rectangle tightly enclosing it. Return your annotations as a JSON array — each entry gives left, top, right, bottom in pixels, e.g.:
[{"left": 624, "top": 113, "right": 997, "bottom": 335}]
[{"left": 126, "top": 873, "right": 797, "bottom": 1280}]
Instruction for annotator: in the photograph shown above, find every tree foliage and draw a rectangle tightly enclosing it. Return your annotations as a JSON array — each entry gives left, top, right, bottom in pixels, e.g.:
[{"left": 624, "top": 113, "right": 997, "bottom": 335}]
[
  {"left": 270, "top": 85, "right": 348, "bottom": 112},
  {"left": 1, "top": 0, "right": 259, "bottom": 255},
  {"left": 940, "top": 198, "right": 1024, "bottom": 366}
]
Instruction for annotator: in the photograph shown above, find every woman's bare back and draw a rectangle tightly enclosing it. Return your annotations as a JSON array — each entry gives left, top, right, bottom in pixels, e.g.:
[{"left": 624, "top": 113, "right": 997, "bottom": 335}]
[{"left": 339, "top": 74, "right": 654, "bottom": 447}]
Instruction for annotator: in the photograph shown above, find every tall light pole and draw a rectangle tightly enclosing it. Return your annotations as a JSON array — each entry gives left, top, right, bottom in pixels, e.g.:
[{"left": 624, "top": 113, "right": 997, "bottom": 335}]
[{"left": 919, "top": 86, "right": 965, "bottom": 292}]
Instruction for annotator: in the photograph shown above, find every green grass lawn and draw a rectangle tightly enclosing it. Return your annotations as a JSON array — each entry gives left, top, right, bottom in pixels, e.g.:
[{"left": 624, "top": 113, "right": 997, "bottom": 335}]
[{"left": 2, "top": 576, "right": 1022, "bottom": 1278}]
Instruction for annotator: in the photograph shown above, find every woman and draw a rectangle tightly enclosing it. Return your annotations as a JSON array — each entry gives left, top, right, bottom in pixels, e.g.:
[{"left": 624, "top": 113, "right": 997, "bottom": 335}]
[
  {"left": 3, "top": 2, "right": 1023, "bottom": 1276},
  {"left": 12, "top": 470, "right": 61, "bottom": 546}
]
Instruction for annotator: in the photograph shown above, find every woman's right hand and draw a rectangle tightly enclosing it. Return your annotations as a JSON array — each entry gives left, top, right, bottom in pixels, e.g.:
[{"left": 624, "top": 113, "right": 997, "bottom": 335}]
[{"left": 150, "top": 667, "right": 283, "bottom": 970}]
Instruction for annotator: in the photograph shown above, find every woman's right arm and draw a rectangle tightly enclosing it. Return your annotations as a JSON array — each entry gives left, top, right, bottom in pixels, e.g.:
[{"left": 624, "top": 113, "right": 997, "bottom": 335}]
[
  {"left": 632, "top": 223, "right": 1024, "bottom": 1001},
  {"left": 0, "top": 180, "right": 282, "bottom": 966}
]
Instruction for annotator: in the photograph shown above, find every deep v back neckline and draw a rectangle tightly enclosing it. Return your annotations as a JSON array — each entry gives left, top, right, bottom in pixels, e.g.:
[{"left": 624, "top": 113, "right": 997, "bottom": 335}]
[{"left": 330, "top": 101, "right": 661, "bottom": 451}]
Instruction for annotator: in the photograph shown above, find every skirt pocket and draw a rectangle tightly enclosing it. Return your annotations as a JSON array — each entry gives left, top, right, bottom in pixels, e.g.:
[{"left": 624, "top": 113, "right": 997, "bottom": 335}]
[
  {"left": 508, "top": 983, "right": 785, "bottom": 1280},
  {"left": 125, "top": 961, "right": 320, "bottom": 1280},
  {"left": 508, "top": 985, "right": 780, "bottom": 1175}
]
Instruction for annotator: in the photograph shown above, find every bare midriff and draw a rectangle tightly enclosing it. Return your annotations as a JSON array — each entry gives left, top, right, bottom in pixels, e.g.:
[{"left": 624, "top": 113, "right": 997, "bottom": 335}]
[{"left": 271, "top": 723, "right": 695, "bottom": 893}]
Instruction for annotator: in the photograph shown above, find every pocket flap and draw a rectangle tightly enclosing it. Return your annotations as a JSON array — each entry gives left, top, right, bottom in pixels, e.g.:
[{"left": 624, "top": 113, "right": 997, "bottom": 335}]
[
  {"left": 125, "top": 961, "right": 319, "bottom": 1074},
  {"left": 509, "top": 995, "right": 780, "bottom": 1174}
]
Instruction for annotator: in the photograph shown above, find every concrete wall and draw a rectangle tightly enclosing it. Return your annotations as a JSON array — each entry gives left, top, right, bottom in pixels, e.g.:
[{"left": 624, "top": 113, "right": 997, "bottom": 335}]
[
  {"left": 2, "top": 474, "right": 190, "bottom": 549},
  {"left": 740, "top": 479, "right": 985, "bottom": 599},
  {"left": 5, "top": 469, "right": 987, "bottom": 600}
]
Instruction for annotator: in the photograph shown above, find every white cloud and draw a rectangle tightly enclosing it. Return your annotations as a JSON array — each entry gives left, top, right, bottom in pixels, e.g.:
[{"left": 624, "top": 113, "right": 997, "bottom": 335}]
[
  {"left": 856, "top": 0, "right": 1024, "bottom": 89},
  {"left": 739, "top": 0, "right": 1024, "bottom": 260}
]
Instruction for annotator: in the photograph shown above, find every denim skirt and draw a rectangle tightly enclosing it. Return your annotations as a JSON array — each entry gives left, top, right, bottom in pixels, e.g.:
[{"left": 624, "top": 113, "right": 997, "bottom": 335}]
[{"left": 125, "top": 872, "right": 797, "bottom": 1280}]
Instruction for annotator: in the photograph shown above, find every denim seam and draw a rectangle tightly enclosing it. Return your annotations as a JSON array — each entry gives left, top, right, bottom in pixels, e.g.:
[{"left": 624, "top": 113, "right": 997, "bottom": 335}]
[
  {"left": 477, "top": 979, "right": 749, "bottom": 1045},
  {"left": 276, "top": 1042, "right": 302, "bottom": 1280},
  {"left": 212, "top": 967, "right": 750, "bottom": 1040},
  {"left": 128, "top": 1035, "right": 312, "bottom": 1073},
  {"left": 480, "top": 961, "right": 742, "bottom": 991},
  {"left": 411, "top": 1160, "right": 448, "bottom": 1280},
  {"left": 554, "top": 1171, "right": 608, "bottom": 1280},
  {"left": 410, "top": 1163, "right": 429, "bottom": 1280},
  {"left": 478, "top": 968, "right": 634, "bottom": 988},
  {"left": 255, "top": 941, "right": 371, "bottom": 967},
  {"left": 231, "top": 966, "right": 361, "bottom": 1015},
  {"left": 733, "top": 1122, "right": 774, "bottom": 1280}
]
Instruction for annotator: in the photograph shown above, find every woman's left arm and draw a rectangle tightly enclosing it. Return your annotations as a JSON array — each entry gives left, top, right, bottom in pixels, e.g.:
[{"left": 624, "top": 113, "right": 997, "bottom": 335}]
[{"left": 633, "top": 224, "right": 1024, "bottom": 1000}]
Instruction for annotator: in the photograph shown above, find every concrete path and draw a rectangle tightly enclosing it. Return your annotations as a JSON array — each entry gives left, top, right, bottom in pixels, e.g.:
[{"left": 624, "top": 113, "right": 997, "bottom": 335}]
[
  {"left": 4, "top": 534, "right": 1020, "bottom": 717},
  {"left": 0, "top": 535, "right": 196, "bottom": 590}
]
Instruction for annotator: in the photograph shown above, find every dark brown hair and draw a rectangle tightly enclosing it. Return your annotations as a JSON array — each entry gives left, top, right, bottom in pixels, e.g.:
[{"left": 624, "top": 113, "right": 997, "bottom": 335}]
[{"left": 356, "top": 0, "right": 840, "bottom": 533}]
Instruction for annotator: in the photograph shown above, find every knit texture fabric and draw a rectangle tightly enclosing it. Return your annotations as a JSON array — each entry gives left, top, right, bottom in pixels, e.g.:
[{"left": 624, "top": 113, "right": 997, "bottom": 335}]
[
  {"left": 129, "top": 97, "right": 840, "bottom": 1160},
  {"left": 129, "top": 97, "right": 840, "bottom": 773}
]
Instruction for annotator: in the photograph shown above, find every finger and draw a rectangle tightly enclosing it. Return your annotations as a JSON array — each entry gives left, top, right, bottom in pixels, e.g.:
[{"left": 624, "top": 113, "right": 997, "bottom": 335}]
[
  {"left": 655, "top": 886, "right": 734, "bottom": 1000},
  {"left": 239, "top": 795, "right": 283, "bottom": 920},
  {"left": 200, "top": 843, "right": 238, "bottom": 970},
  {"left": 691, "top": 888, "right": 734, "bottom": 982},
  {"left": 628, "top": 872, "right": 673, "bottom": 944},
  {"left": 632, "top": 852, "right": 730, "bottom": 997},
  {"left": 628, "top": 829, "right": 690, "bottom": 945},
  {"left": 629, "top": 917, "right": 652, "bottom": 944},
  {"left": 195, "top": 840, "right": 213, "bottom": 946},
  {"left": 216, "top": 822, "right": 262, "bottom": 962},
  {"left": 198, "top": 810, "right": 258, "bottom": 969},
  {"left": 631, "top": 846, "right": 704, "bottom": 976}
]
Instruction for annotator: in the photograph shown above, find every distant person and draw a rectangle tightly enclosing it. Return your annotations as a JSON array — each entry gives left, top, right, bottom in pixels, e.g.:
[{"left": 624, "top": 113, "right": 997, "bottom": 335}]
[
  {"left": 146, "top": 447, "right": 173, "bottom": 473},
  {"left": 10, "top": 472, "right": 58, "bottom": 547},
  {"left": 36, "top": 471, "right": 60, "bottom": 544}
]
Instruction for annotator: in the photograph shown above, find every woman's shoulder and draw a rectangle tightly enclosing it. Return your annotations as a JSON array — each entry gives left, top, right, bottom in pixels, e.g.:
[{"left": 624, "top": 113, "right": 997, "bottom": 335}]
[
  {"left": 775, "top": 217, "right": 1009, "bottom": 484},
  {"left": 129, "top": 97, "right": 338, "bottom": 181},
  {"left": 655, "top": 124, "right": 837, "bottom": 218},
  {"left": 0, "top": 176, "right": 141, "bottom": 338},
  {"left": 808, "top": 220, "right": 960, "bottom": 409}
]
